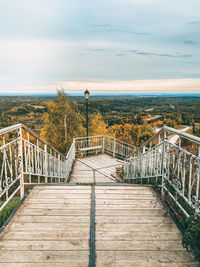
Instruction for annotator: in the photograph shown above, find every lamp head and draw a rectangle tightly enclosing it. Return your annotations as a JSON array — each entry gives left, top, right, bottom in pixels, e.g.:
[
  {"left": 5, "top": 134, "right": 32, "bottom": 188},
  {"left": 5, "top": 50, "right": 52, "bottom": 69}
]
[{"left": 84, "top": 89, "right": 90, "bottom": 100}]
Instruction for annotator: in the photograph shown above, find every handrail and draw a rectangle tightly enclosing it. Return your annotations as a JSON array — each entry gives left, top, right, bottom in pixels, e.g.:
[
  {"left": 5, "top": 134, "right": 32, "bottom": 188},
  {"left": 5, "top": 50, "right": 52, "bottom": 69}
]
[
  {"left": 127, "top": 125, "right": 200, "bottom": 159},
  {"left": 75, "top": 135, "right": 135, "bottom": 148},
  {"left": 0, "top": 123, "right": 65, "bottom": 157},
  {"left": 164, "top": 125, "right": 200, "bottom": 145}
]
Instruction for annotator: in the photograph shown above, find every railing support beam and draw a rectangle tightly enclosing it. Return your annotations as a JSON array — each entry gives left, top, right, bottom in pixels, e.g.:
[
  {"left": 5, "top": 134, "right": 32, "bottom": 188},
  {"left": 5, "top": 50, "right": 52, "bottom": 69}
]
[{"left": 18, "top": 127, "right": 24, "bottom": 199}]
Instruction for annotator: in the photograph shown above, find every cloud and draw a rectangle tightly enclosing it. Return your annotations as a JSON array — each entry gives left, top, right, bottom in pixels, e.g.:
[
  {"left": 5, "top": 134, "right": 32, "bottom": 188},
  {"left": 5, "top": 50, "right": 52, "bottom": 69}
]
[
  {"left": 117, "top": 49, "right": 193, "bottom": 58},
  {"left": 90, "top": 24, "right": 150, "bottom": 35},
  {"left": 57, "top": 78, "right": 200, "bottom": 93},
  {"left": 189, "top": 21, "right": 200, "bottom": 25},
  {"left": 183, "top": 40, "right": 199, "bottom": 46},
  {"left": 116, "top": 53, "right": 126, "bottom": 56}
]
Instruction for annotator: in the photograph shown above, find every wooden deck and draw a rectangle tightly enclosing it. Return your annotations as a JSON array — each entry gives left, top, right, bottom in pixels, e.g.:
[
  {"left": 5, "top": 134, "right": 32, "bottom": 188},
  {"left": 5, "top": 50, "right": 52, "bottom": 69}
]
[
  {"left": 70, "top": 154, "right": 123, "bottom": 183},
  {"left": 0, "top": 154, "right": 198, "bottom": 266}
]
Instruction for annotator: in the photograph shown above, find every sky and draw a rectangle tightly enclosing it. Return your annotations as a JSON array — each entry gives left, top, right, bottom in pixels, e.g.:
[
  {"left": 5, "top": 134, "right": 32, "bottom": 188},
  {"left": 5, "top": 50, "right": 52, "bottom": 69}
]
[{"left": 0, "top": 0, "right": 200, "bottom": 94}]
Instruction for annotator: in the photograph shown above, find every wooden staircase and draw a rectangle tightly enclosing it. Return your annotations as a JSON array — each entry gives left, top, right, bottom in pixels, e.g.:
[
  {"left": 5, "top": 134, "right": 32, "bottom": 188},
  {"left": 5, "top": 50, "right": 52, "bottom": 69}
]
[{"left": 0, "top": 180, "right": 198, "bottom": 266}]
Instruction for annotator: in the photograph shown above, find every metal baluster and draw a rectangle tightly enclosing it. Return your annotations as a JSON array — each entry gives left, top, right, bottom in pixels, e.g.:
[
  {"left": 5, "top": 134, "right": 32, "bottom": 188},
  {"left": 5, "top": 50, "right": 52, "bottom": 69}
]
[{"left": 18, "top": 127, "right": 24, "bottom": 199}]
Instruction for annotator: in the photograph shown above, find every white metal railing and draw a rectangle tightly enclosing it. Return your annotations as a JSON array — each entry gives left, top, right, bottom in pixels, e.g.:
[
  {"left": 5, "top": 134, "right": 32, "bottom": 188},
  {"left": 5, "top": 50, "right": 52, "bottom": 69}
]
[
  {"left": 0, "top": 124, "right": 75, "bottom": 212},
  {"left": 128, "top": 125, "right": 200, "bottom": 159},
  {"left": 75, "top": 135, "right": 135, "bottom": 158},
  {"left": 124, "top": 126, "right": 200, "bottom": 217}
]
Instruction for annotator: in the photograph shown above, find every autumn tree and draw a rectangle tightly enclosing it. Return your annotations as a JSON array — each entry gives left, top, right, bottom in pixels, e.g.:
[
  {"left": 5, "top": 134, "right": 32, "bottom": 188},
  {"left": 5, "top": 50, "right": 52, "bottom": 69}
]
[
  {"left": 130, "top": 124, "right": 155, "bottom": 146},
  {"left": 88, "top": 112, "right": 108, "bottom": 136},
  {"left": 108, "top": 124, "right": 133, "bottom": 144},
  {"left": 40, "top": 89, "right": 84, "bottom": 154}
]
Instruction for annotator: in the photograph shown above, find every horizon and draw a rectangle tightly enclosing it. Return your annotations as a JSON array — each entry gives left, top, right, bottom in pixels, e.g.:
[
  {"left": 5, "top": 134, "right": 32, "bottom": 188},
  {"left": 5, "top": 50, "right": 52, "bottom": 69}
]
[{"left": 1, "top": 91, "right": 200, "bottom": 97}]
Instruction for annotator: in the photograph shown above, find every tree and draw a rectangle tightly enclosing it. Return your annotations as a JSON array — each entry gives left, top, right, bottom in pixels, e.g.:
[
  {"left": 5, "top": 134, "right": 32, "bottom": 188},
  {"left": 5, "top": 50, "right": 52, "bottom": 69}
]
[
  {"left": 40, "top": 89, "right": 84, "bottom": 154},
  {"left": 108, "top": 124, "right": 133, "bottom": 144},
  {"left": 88, "top": 112, "right": 108, "bottom": 136},
  {"left": 130, "top": 124, "right": 155, "bottom": 146}
]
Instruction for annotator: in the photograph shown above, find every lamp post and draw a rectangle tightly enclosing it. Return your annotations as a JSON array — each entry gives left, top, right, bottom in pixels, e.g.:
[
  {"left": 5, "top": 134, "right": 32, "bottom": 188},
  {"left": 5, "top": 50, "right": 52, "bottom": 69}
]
[{"left": 84, "top": 89, "right": 90, "bottom": 150}]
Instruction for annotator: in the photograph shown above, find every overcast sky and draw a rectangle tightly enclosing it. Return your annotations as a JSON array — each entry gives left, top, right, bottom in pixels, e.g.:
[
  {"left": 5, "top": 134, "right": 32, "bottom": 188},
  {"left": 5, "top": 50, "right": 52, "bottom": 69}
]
[{"left": 0, "top": 0, "right": 200, "bottom": 94}]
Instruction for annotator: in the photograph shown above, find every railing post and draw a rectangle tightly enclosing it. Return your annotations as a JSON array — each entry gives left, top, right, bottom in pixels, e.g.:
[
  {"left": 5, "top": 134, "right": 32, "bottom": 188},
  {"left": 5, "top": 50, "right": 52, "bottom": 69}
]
[
  {"left": 198, "top": 145, "right": 200, "bottom": 158},
  {"left": 143, "top": 146, "right": 145, "bottom": 154},
  {"left": 18, "top": 127, "right": 24, "bottom": 199},
  {"left": 73, "top": 139, "right": 76, "bottom": 160},
  {"left": 161, "top": 129, "right": 166, "bottom": 199},
  {"left": 93, "top": 169, "right": 96, "bottom": 184},
  {"left": 102, "top": 136, "right": 105, "bottom": 153},
  {"left": 44, "top": 144, "right": 48, "bottom": 184},
  {"left": 73, "top": 139, "right": 76, "bottom": 159},
  {"left": 113, "top": 138, "right": 116, "bottom": 158},
  {"left": 178, "top": 135, "right": 181, "bottom": 148},
  {"left": 58, "top": 154, "right": 61, "bottom": 180}
]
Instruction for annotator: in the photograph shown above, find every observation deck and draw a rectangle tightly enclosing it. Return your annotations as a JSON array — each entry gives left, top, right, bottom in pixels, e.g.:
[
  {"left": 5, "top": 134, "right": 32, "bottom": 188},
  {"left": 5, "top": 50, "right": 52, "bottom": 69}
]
[{"left": 0, "top": 124, "right": 199, "bottom": 266}]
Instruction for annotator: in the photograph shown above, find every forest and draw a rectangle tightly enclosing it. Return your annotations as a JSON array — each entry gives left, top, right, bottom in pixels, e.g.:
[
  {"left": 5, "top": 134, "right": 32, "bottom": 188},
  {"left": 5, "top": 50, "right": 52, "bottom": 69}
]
[{"left": 0, "top": 92, "right": 200, "bottom": 154}]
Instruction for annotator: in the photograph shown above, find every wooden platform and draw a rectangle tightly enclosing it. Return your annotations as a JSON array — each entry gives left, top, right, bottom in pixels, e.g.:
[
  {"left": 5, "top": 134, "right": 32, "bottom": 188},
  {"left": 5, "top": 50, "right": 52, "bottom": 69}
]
[
  {"left": 0, "top": 182, "right": 198, "bottom": 266},
  {"left": 70, "top": 154, "right": 123, "bottom": 183}
]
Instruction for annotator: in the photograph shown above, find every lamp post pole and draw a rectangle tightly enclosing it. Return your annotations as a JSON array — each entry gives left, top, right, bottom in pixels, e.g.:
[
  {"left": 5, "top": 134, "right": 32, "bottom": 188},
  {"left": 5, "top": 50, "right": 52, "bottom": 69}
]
[{"left": 84, "top": 90, "right": 90, "bottom": 151}]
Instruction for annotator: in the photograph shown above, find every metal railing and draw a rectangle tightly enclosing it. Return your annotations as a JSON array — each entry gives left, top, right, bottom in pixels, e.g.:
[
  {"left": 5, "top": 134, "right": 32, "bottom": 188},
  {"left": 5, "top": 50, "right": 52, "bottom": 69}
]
[
  {"left": 128, "top": 125, "right": 200, "bottom": 159},
  {"left": 75, "top": 135, "right": 135, "bottom": 159},
  {"left": 0, "top": 124, "right": 75, "bottom": 212},
  {"left": 124, "top": 126, "right": 200, "bottom": 217}
]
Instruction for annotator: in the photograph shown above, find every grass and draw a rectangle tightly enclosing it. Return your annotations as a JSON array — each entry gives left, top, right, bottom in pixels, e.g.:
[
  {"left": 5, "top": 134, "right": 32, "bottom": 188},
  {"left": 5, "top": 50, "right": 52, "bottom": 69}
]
[{"left": 0, "top": 197, "right": 20, "bottom": 229}]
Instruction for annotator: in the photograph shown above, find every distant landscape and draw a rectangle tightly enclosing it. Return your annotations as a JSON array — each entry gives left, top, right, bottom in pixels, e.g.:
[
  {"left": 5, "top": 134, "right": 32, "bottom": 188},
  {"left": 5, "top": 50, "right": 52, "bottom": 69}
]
[{"left": 1, "top": 94, "right": 200, "bottom": 142}]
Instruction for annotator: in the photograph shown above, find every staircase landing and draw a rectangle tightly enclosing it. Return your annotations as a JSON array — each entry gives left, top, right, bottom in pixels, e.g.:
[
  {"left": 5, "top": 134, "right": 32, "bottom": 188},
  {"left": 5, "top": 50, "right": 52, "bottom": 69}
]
[
  {"left": 0, "top": 182, "right": 198, "bottom": 266},
  {"left": 70, "top": 154, "right": 123, "bottom": 183}
]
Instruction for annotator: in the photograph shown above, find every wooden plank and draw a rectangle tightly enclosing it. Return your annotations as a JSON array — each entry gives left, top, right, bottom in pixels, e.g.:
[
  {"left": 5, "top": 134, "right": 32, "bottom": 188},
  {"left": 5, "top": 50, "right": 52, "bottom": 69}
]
[
  {"left": 95, "top": 215, "right": 172, "bottom": 224},
  {"left": 96, "top": 240, "right": 185, "bottom": 250},
  {"left": 21, "top": 203, "right": 90, "bottom": 209},
  {"left": 94, "top": 194, "right": 156, "bottom": 199},
  {"left": 7, "top": 222, "right": 89, "bottom": 231},
  {"left": 96, "top": 209, "right": 167, "bottom": 216},
  {"left": 95, "top": 199, "right": 161, "bottom": 205},
  {"left": 96, "top": 262, "right": 199, "bottom": 267},
  {"left": 96, "top": 251, "right": 196, "bottom": 263},
  {"left": 0, "top": 264, "right": 89, "bottom": 267},
  {"left": 95, "top": 190, "right": 155, "bottom": 195},
  {"left": 29, "top": 193, "right": 91, "bottom": 199},
  {"left": 18, "top": 208, "right": 90, "bottom": 216},
  {"left": 95, "top": 186, "right": 153, "bottom": 190},
  {"left": 14, "top": 215, "right": 90, "bottom": 223},
  {"left": 25, "top": 198, "right": 90, "bottom": 204},
  {"left": 95, "top": 205, "right": 163, "bottom": 210},
  {"left": 0, "top": 251, "right": 89, "bottom": 263},
  {"left": 0, "top": 262, "right": 197, "bottom": 267},
  {"left": 96, "top": 231, "right": 183, "bottom": 241},
  {"left": 96, "top": 223, "right": 179, "bottom": 232},
  {"left": 1, "top": 230, "right": 90, "bottom": 240},
  {"left": 32, "top": 189, "right": 91, "bottom": 194},
  {"left": 79, "top": 146, "right": 103, "bottom": 151},
  {"left": 33, "top": 185, "right": 91, "bottom": 190},
  {"left": 0, "top": 240, "right": 89, "bottom": 250}
]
